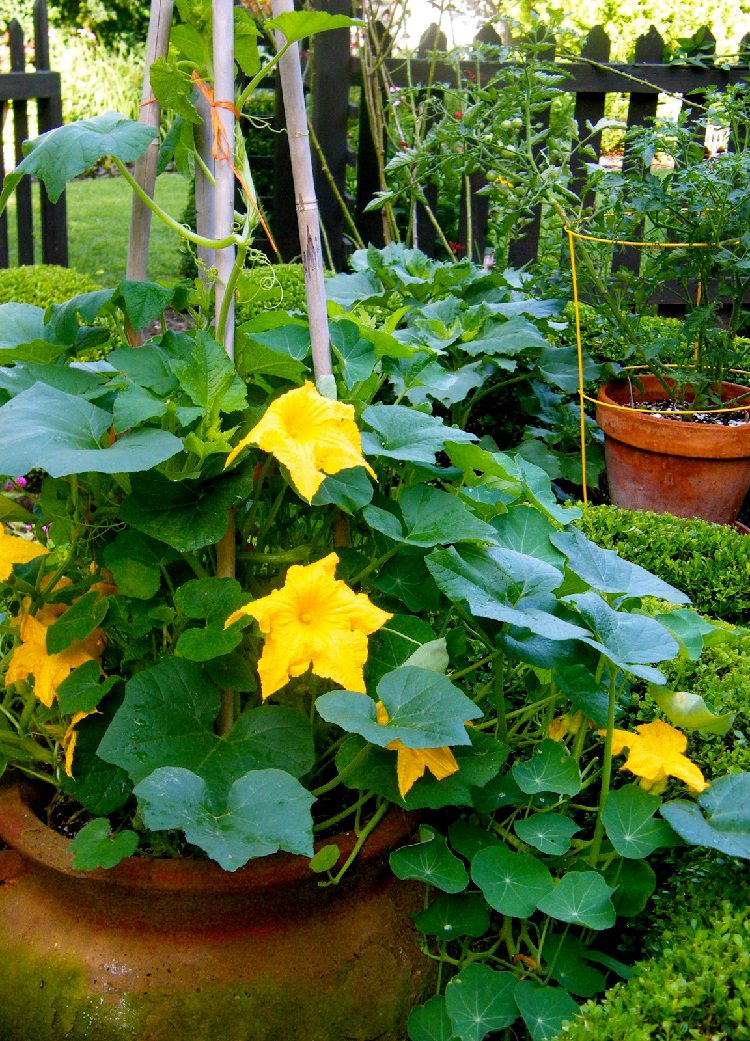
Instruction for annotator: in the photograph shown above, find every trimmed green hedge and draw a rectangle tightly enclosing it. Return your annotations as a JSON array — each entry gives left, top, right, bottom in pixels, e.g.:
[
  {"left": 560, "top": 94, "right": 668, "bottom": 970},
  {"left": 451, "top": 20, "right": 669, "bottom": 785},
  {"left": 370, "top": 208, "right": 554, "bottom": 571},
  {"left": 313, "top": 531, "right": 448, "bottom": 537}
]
[
  {"left": 0, "top": 264, "right": 101, "bottom": 308},
  {"left": 236, "top": 263, "right": 308, "bottom": 322},
  {"left": 574, "top": 504, "right": 750, "bottom": 623},
  {"left": 557, "top": 855, "right": 750, "bottom": 1040}
]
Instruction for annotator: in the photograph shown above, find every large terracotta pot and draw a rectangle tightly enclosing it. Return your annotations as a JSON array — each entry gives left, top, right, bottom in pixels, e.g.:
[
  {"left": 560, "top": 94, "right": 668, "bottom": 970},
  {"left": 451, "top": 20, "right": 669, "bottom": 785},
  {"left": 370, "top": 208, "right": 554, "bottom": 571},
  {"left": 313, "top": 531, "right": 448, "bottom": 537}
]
[
  {"left": 0, "top": 778, "right": 430, "bottom": 1041},
  {"left": 597, "top": 375, "right": 750, "bottom": 524}
]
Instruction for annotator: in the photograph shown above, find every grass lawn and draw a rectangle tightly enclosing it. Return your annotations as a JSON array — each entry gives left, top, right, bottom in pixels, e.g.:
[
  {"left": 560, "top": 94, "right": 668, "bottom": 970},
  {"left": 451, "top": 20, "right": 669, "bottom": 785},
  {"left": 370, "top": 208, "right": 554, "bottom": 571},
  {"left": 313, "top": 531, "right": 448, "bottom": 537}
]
[{"left": 7, "top": 172, "right": 190, "bottom": 287}]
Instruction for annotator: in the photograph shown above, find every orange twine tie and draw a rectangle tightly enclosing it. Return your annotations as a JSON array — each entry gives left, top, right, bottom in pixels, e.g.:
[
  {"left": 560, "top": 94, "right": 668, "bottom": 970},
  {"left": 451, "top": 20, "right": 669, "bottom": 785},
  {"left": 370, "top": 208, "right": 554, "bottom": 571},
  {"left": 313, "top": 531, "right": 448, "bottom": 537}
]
[{"left": 191, "top": 70, "right": 279, "bottom": 255}]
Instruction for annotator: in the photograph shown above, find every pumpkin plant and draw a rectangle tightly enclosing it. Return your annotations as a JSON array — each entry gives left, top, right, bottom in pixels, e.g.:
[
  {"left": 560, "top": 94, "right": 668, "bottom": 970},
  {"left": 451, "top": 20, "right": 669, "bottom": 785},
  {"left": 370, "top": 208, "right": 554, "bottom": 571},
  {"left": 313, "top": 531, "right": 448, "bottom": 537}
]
[{"left": 0, "top": 7, "right": 749, "bottom": 1040}]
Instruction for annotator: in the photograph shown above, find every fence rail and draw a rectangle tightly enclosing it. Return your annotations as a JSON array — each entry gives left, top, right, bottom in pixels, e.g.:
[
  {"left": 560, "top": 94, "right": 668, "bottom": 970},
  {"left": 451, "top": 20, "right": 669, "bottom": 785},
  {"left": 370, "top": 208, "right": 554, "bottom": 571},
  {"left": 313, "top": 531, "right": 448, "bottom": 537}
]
[
  {"left": 0, "top": 0, "right": 67, "bottom": 268},
  {"left": 255, "top": 9, "right": 750, "bottom": 276}
]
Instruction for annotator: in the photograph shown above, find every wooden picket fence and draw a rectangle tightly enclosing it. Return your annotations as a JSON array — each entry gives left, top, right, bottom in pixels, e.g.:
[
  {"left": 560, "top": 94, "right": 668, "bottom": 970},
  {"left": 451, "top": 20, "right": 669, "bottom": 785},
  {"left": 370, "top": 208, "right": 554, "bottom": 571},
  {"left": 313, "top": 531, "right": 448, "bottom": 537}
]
[
  {"left": 258, "top": 10, "right": 750, "bottom": 273},
  {"left": 0, "top": 0, "right": 67, "bottom": 267}
]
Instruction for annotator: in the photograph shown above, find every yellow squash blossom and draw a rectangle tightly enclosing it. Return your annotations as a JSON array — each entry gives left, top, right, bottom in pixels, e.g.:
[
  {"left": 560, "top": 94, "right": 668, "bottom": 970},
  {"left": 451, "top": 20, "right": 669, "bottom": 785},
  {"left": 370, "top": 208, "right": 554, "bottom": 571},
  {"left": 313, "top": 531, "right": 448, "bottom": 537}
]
[
  {"left": 225, "top": 553, "right": 391, "bottom": 700},
  {"left": 376, "top": 701, "right": 459, "bottom": 798},
  {"left": 62, "top": 710, "right": 95, "bottom": 778},
  {"left": 607, "top": 719, "right": 707, "bottom": 794},
  {"left": 0, "top": 528, "right": 49, "bottom": 580},
  {"left": 224, "top": 381, "right": 376, "bottom": 501},
  {"left": 6, "top": 610, "right": 105, "bottom": 708}
]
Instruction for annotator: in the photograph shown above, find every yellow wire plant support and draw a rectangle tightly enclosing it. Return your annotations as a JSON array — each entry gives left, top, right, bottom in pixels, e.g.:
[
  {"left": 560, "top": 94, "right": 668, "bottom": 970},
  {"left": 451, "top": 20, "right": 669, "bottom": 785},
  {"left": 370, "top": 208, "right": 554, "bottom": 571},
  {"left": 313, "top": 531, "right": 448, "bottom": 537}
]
[{"left": 566, "top": 225, "right": 748, "bottom": 504}]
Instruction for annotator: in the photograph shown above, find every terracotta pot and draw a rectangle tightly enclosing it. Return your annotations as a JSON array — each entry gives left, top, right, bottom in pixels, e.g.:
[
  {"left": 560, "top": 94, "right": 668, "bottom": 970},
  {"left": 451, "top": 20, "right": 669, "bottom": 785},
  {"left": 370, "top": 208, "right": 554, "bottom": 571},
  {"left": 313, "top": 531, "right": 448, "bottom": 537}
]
[
  {"left": 0, "top": 778, "right": 430, "bottom": 1041},
  {"left": 597, "top": 375, "right": 750, "bottom": 524}
]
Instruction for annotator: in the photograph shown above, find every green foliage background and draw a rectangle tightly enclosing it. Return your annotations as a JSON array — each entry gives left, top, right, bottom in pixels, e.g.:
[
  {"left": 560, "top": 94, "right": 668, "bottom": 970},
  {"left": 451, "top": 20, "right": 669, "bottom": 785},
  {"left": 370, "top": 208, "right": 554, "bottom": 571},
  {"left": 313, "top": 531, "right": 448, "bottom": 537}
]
[{"left": 487, "top": 0, "right": 745, "bottom": 58}]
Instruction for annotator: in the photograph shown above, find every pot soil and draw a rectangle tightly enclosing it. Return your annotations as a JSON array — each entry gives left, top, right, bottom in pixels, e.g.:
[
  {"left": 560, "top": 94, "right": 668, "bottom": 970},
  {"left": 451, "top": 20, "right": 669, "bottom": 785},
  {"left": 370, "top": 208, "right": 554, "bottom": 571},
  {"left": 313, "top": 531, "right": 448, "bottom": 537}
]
[
  {"left": 597, "top": 375, "right": 750, "bottom": 524},
  {"left": 0, "top": 778, "right": 429, "bottom": 1041}
]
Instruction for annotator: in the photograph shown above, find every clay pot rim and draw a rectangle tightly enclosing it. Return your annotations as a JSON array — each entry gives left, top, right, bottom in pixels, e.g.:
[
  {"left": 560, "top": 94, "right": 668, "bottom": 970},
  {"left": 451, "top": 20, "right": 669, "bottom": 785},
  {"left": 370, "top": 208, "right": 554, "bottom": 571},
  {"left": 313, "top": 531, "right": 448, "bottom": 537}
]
[
  {"left": 597, "top": 376, "right": 750, "bottom": 460},
  {"left": 0, "top": 775, "right": 416, "bottom": 893},
  {"left": 598, "top": 375, "right": 750, "bottom": 417}
]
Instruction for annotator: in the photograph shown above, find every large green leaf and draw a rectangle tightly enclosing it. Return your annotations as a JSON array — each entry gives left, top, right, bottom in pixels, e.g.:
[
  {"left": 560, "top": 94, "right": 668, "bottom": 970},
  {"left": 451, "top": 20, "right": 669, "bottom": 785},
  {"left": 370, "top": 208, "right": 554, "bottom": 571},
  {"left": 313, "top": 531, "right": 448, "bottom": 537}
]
[
  {"left": 661, "top": 773, "right": 750, "bottom": 858},
  {"left": 514, "top": 982, "right": 580, "bottom": 1041},
  {"left": 364, "top": 486, "right": 500, "bottom": 548},
  {"left": 113, "top": 280, "right": 175, "bottom": 330},
  {"left": 46, "top": 590, "right": 109, "bottom": 654},
  {"left": 602, "top": 785, "right": 680, "bottom": 859},
  {"left": 651, "top": 688, "right": 734, "bottom": 735},
  {"left": 414, "top": 893, "right": 491, "bottom": 940},
  {"left": 0, "top": 384, "right": 182, "bottom": 476},
  {"left": 316, "top": 665, "right": 481, "bottom": 749},
  {"left": 265, "top": 10, "right": 362, "bottom": 45},
  {"left": 0, "top": 304, "right": 67, "bottom": 363},
  {"left": 543, "top": 934, "right": 606, "bottom": 997},
  {"left": 168, "top": 329, "right": 247, "bottom": 414},
  {"left": 362, "top": 404, "right": 475, "bottom": 465},
  {"left": 536, "top": 870, "right": 616, "bottom": 930},
  {"left": 97, "top": 658, "right": 315, "bottom": 787},
  {"left": 604, "top": 857, "right": 657, "bottom": 918},
  {"left": 566, "top": 591, "right": 680, "bottom": 682},
  {"left": 102, "top": 530, "right": 176, "bottom": 600},
  {"left": 408, "top": 996, "right": 457, "bottom": 1041},
  {"left": 445, "top": 965, "right": 518, "bottom": 1041},
  {"left": 514, "top": 812, "right": 580, "bottom": 855},
  {"left": 134, "top": 766, "right": 315, "bottom": 869},
  {"left": 491, "top": 505, "right": 565, "bottom": 569},
  {"left": 69, "top": 818, "right": 138, "bottom": 870},
  {"left": 471, "top": 845, "right": 554, "bottom": 918},
  {"left": 462, "top": 315, "right": 548, "bottom": 357},
  {"left": 371, "top": 553, "right": 441, "bottom": 613},
  {"left": 512, "top": 740, "right": 582, "bottom": 797},
  {"left": 1, "top": 113, "right": 156, "bottom": 208},
  {"left": 551, "top": 528, "right": 689, "bottom": 603},
  {"left": 119, "top": 472, "right": 252, "bottom": 551},
  {"left": 330, "top": 319, "right": 376, "bottom": 388},
  {"left": 389, "top": 826, "right": 469, "bottom": 893},
  {"left": 365, "top": 614, "right": 438, "bottom": 688}
]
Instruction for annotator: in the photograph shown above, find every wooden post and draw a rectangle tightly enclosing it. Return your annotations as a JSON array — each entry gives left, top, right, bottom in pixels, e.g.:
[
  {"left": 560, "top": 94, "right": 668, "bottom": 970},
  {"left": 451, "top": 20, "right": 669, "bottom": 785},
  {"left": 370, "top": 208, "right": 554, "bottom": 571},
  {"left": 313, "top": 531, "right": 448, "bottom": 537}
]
[
  {"left": 613, "top": 25, "right": 665, "bottom": 277},
  {"left": 570, "top": 25, "right": 611, "bottom": 207},
  {"left": 194, "top": 91, "right": 216, "bottom": 276},
  {"left": 272, "top": 0, "right": 333, "bottom": 394},
  {"left": 212, "top": 0, "right": 236, "bottom": 357},
  {"left": 33, "top": 0, "right": 67, "bottom": 266},
  {"left": 9, "top": 20, "right": 33, "bottom": 265},
  {"left": 310, "top": 0, "right": 352, "bottom": 270},
  {"left": 126, "top": 0, "right": 174, "bottom": 295}
]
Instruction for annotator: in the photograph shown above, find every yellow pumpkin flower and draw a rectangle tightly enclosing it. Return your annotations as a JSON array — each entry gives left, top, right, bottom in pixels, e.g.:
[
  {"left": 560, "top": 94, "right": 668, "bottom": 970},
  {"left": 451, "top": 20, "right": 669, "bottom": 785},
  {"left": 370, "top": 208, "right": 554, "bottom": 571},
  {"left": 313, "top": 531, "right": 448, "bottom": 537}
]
[
  {"left": 607, "top": 719, "right": 707, "bottom": 794},
  {"left": 225, "top": 553, "right": 391, "bottom": 700},
  {"left": 0, "top": 528, "right": 49, "bottom": 580},
  {"left": 6, "top": 610, "right": 105, "bottom": 708},
  {"left": 62, "top": 710, "right": 95, "bottom": 778},
  {"left": 376, "top": 701, "right": 460, "bottom": 798},
  {"left": 224, "top": 381, "right": 376, "bottom": 501}
]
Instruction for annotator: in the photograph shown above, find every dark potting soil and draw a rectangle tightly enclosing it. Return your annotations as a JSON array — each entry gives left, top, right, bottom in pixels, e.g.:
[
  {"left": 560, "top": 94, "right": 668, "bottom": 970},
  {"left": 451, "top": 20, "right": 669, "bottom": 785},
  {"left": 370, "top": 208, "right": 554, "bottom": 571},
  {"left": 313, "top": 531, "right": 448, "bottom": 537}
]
[{"left": 632, "top": 398, "right": 750, "bottom": 426}]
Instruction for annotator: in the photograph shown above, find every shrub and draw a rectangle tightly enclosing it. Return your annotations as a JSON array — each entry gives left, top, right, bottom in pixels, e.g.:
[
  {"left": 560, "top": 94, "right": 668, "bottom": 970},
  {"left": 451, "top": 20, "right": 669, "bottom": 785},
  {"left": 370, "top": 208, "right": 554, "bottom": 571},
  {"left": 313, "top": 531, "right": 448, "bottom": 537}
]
[
  {"left": 574, "top": 504, "right": 750, "bottom": 623},
  {"left": 558, "top": 855, "right": 750, "bottom": 1041},
  {"left": 0, "top": 264, "right": 101, "bottom": 307}
]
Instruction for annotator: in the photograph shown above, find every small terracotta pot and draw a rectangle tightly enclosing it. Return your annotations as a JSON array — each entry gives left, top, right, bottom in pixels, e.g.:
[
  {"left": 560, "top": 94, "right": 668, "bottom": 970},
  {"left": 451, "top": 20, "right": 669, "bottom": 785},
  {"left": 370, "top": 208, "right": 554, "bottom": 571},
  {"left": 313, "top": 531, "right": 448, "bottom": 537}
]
[
  {"left": 597, "top": 376, "right": 750, "bottom": 524},
  {"left": 0, "top": 778, "right": 430, "bottom": 1041}
]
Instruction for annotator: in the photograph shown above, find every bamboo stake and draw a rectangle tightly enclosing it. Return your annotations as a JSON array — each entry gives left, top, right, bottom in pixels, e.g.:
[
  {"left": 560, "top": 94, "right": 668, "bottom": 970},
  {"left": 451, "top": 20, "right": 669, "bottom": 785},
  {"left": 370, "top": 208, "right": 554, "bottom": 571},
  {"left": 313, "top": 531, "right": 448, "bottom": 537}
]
[
  {"left": 194, "top": 91, "right": 216, "bottom": 279},
  {"left": 125, "top": 0, "right": 173, "bottom": 344},
  {"left": 271, "top": 0, "right": 334, "bottom": 398},
  {"left": 213, "top": 0, "right": 237, "bottom": 736}
]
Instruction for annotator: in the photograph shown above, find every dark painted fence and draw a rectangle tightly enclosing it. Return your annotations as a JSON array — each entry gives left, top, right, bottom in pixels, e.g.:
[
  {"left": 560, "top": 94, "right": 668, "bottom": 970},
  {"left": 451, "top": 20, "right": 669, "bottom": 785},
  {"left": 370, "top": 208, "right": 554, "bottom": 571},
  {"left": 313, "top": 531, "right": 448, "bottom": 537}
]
[
  {"left": 0, "top": 0, "right": 67, "bottom": 267},
  {"left": 256, "top": 8, "right": 750, "bottom": 272}
]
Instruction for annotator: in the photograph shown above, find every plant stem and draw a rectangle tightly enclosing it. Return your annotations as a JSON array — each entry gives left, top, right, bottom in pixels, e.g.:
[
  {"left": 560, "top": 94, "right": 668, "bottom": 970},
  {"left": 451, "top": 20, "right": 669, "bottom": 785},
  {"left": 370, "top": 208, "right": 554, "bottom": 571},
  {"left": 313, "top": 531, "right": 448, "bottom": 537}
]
[
  {"left": 112, "top": 157, "right": 238, "bottom": 249},
  {"left": 320, "top": 799, "right": 389, "bottom": 886},
  {"left": 588, "top": 670, "right": 618, "bottom": 866}
]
